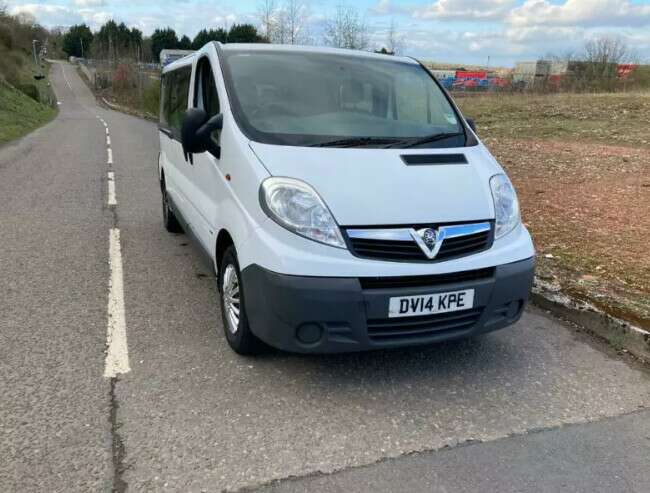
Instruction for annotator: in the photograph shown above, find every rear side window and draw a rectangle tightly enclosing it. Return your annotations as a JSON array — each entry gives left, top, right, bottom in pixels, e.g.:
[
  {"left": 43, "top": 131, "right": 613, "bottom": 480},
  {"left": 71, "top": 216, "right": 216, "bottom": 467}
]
[
  {"left": 160, "top": 65, "right": 192, "bottom": 138},
  {"left": 159, "top": 73, "right": 170, "bottom": 127},
  {"left": 194, "top": 57, "right": 220, "bottom": 117}
]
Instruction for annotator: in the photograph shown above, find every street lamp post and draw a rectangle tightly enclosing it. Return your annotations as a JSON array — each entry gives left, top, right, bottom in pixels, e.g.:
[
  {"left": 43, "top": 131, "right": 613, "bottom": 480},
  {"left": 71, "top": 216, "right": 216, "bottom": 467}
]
[{"left": 32, "top": 39, "right": 45, "bottom": 80}]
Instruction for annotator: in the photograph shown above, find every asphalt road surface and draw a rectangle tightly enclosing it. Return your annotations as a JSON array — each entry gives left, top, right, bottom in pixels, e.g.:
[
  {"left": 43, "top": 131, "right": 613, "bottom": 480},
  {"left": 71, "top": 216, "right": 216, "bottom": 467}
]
[{"left": 1, "top": 61, "right": 649, "bottom": 493}]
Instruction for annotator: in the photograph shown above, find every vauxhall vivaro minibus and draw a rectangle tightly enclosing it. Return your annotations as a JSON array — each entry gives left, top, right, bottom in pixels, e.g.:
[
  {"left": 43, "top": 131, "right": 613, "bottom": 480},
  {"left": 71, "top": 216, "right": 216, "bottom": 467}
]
[{"left": 158, "top": 42, "right": 535, "bottom": 354}]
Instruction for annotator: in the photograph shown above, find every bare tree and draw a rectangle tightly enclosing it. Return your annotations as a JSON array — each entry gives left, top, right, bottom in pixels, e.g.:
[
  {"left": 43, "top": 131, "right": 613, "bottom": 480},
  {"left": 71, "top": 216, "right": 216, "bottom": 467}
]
[
  {"left": 257, "top": 0, "right": 276, "bottom": 41},
  {"left": 583, "top": 36, "right": 629, "bottom": 66},
  {"left": 259, "top": 0, "right": 310, "bottom": 45},
  {"left": 580, "top": 36, "right": 631, "bottom": 90},
  {"left": 284, "top": 0, "right": 309, "bottom": 44},
  {"left": 323, "top": 5, "right": 369, "bottom": 50},
  {"left": 385, "top": 18, "right": 404, "bottom": 55}
]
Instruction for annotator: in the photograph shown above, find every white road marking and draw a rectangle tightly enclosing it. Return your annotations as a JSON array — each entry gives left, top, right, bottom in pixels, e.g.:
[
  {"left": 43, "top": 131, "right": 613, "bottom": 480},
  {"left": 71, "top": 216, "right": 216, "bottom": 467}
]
[
  {"left": 61, "top": 64, "right": 73, "bottom": 91},
  {"left": 104, "top": 228, "right": 131, "bottom": 378},
  {"left": 105, "top": 127, "right": 109, "bottom": 135},
  {"left": 107, "top": 147, "right": 113, "bottom": 165},
  {"left": 107, "top": 171, "right": 116, "bottom": 206},
  {"left": 107, "top": 136, "right": 111, "bottom": 146}
]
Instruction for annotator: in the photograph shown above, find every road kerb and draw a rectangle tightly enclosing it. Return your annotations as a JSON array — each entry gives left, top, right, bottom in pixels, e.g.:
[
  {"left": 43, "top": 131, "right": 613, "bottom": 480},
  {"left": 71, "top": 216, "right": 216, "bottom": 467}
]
[{"left": 532, "top": 279, "right": 650, "bottom": 362}]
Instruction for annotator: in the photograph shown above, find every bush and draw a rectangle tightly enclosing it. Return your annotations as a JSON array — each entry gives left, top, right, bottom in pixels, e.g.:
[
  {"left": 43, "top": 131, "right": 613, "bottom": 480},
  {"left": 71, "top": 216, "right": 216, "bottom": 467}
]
[
  {"left": 0, "top": 25, "right": 12, "bottom": 49},
  {"left": 112, "top": 63, "right": 134, "bottom": 93},
  {"left": 17, "top": 83, "right": 39, "bottom": 101},
  {"left": 142, "top": 81, "right": 160, "bottom": 116}
]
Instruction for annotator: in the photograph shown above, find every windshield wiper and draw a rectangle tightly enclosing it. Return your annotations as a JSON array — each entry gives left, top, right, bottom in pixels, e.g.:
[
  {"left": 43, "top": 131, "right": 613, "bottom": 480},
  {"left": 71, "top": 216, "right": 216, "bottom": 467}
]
[
  {"left": 383, "top": 132, "right": 465, "bottom": 149},
  {"left": 309, "top": 137, "right": 401, "bottom": 148}
]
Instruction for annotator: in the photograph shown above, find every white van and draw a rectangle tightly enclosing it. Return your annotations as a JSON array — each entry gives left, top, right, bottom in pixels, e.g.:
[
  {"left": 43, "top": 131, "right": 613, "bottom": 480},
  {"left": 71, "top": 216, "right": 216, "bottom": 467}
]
[{"left": 158, "top": 43, "right": 535, "bottom": 354}]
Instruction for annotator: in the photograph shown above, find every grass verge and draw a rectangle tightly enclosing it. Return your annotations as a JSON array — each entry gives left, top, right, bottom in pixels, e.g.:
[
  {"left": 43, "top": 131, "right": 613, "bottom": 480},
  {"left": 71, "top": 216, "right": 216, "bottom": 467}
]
[
  {"left": 0, "top": 78, "right": 56, "bottom": 145},
  {"left": 458, "top": 91, "right": 650, "bottom": 328}
]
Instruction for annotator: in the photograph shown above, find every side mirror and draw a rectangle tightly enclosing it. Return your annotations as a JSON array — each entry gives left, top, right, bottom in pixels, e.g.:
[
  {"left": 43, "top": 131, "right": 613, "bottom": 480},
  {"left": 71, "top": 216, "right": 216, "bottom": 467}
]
[
  {"left": 181, "top": 108, "right": 223, "bottom": 159},
  {"left": 466, "top": 118, "right": 477, "bottom": 134}
]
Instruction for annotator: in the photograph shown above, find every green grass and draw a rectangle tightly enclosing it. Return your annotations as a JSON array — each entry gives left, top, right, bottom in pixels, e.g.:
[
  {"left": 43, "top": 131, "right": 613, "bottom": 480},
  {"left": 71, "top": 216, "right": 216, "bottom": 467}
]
[
  {"left": 0, "top": 47, "right": 55, "bottom": 104},
  {"left": 0, "top": 47, "right": 57, "bottom": 145},
  {"left": 456, "top": 91, "right": 650, "bottom": 148},
  {"left": 0, "top": 79, "right": 56, "bottom": 145}
]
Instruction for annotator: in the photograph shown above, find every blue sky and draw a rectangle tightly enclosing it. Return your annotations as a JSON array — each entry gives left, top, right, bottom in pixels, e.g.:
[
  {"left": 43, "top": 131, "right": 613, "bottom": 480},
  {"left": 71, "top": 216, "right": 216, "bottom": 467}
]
[{"left": 7, "top": 0, "right": 650, "bottom": 66}]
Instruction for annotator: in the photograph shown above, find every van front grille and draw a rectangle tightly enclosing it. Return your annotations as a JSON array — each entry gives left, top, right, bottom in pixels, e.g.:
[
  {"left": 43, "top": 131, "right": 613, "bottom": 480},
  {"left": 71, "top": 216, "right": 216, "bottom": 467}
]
[
  {"left": 345, "top": 222, "right": 493, "bottom": 263},
  {"left": 367, "top": 308, "right": 483, "bottom": 342}
]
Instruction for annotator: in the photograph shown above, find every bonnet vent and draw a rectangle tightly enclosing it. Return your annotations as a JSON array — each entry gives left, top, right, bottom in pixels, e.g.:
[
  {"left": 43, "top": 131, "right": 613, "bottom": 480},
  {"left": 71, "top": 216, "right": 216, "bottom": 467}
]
[{"left": 401, "top": 154, "right": 468, "bottom": 165}]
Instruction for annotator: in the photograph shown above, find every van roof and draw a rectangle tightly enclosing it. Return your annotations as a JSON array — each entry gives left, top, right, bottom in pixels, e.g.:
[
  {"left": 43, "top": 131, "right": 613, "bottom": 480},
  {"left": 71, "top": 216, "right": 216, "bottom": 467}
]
[
  {"left": 162, "top": 42, "right": 418, "bottom": 73},
  {"left": 221, "top": 43, "right": 418, "bottom": 64}
]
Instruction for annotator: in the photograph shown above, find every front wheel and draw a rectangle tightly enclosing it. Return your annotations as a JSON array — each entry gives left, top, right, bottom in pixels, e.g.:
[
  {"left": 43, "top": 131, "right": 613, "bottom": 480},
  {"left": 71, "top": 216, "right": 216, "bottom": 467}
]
[
  {"left": 161, "top": 184, "right": 183, "bottom": 233},
  {"left": 219, "top": 246, "right": 265, "bottom": 355}
]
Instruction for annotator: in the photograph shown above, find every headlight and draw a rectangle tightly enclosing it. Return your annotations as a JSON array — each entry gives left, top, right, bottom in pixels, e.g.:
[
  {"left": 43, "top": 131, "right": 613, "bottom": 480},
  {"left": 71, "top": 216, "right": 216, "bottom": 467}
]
[
  {"left": 490, "top": 174, "right": 520, "bottom": 239},
  {"left": 260, "top": 177, "right": 346, "bottom": 248}
]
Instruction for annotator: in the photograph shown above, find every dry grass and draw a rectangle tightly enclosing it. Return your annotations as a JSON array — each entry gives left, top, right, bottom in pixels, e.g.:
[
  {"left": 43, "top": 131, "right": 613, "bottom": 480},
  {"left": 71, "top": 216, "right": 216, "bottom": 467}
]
[{"left": 458, "top": 92, "right": 650, "bottom": 327}]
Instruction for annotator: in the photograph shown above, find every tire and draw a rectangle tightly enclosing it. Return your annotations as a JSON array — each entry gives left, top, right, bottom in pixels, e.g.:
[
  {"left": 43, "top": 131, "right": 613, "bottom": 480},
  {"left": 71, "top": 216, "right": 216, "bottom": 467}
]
[
  {"left": 219, "top": 246, "right": 265, "bottom": 355},
  {"left": 161, "top": 182, "right": 183, "bottom": 233}
]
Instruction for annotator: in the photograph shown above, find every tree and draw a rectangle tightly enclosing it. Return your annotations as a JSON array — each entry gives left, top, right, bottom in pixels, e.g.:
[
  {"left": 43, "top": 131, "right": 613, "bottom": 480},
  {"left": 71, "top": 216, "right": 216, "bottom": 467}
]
[
  {"left": 151, "top": 27, "right": 179, "bottom": 62},
  {"left": 578, "top": 36, "right": 632, "bottom": 90},
  {"left": 178, "top": 34, "right": 192, "bottom": 50},
  {"left": 323, "top": 5, "right": 368, "bottom": 50},
  {"left": 257, "top": 0, "right": 276, "bottom": 41},
  {"left": 192, "top": 28, "right": 227, "bottom": 49},
  {"left": 257, "top": 0, "right": 310, "bottom": 45},
  {"left": 129, "top": 27, "right": 143, "bottom": 60},
  {"left": 227, "top": 23, "right": 267, "bottom": 43},
  {"left": 278, "top": 0, "right": 309, "bottom": 44},
  {"left": 385, "top": 18, "right": 403, "bottom": 55},
  {"left": 62, "top": 23, "right": 93, "bottom": 58}
]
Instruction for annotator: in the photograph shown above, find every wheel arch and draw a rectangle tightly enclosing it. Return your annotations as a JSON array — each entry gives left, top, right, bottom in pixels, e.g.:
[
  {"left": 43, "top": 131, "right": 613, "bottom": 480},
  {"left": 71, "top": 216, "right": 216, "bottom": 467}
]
[{"left": 215, "top": 229, "right": 235, "bottom": 278}]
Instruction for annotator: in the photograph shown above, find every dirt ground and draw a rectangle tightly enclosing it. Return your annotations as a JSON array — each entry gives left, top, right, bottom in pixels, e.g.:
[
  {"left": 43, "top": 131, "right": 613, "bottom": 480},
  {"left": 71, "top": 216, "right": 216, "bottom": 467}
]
[{"left": 458, "top": 92, "right": 650, "bottom": 328}]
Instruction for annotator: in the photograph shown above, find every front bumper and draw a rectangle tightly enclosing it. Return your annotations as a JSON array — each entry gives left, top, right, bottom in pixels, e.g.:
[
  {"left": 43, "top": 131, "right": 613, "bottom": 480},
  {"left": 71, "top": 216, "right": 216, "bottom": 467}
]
[{"left": 241, "top": 257, "right": 535, "bottom": 353}]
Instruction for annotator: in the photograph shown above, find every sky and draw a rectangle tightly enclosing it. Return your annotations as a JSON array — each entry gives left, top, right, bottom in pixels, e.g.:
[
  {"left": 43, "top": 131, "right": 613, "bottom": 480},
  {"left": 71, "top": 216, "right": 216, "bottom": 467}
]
[{"left": 6, "top": 0, "right": 650, "bottom": 66}]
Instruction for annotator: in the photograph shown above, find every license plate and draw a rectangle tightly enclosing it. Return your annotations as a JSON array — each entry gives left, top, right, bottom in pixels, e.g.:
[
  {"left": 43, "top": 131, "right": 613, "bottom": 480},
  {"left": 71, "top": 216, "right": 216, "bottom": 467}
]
[{"left": 388, "top": 289, "right": 474, "bottom": 318}]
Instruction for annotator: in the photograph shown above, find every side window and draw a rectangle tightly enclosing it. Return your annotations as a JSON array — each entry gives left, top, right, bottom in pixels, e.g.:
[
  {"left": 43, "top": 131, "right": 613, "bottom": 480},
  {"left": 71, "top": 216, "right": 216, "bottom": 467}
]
[
  {"left": 168, "top": 66, "right": 192, "bottom": 137},
  {"left": 160, "top": 72, "right": 173, "bottom": 128},
  {"left": 194, "top": 57, "right": 220, "bottom": 118},
  {"left": 159, "top": 74, "right": 167, "bottom": 126}
]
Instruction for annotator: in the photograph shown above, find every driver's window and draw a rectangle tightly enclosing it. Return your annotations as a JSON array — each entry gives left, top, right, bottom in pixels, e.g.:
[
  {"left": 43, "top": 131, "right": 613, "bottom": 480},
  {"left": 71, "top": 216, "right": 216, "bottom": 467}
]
[{"left": 194, "top": 57, "right": 220, "bottom": 118}]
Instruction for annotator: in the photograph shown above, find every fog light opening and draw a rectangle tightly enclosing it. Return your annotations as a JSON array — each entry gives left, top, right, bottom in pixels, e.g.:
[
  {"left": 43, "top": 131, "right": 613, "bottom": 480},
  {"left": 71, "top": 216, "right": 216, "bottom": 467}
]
[{"left": 296, "top": 323, "right": 323, "bottom": 345}]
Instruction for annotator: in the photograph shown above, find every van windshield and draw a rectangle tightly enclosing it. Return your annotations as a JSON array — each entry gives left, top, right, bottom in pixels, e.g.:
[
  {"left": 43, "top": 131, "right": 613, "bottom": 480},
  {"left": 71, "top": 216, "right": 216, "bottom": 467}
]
[{"left": 221, "top": 49, "right": 466, "bottom": 148}]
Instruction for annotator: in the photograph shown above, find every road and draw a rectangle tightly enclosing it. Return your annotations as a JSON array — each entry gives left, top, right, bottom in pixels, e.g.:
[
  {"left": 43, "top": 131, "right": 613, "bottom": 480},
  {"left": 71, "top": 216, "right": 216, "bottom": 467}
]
[{"left": 0, "top": 61, "right": 649, "bottom": 492}]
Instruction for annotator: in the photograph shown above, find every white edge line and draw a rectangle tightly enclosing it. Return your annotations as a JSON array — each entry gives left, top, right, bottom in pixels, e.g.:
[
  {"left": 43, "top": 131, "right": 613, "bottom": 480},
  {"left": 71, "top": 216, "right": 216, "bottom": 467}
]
[
  {"left": 61, "top": 63, "right": 73, "bottom": 91},
  {"left": 107, "top": 148, "right": 113, "bottom": 165},
  {"left": 107, "top": 136, "right": 111, "bottom": 146},
  {"left": 104, "top": 228, "right": 130, "bottom": 378},
  {"left": 107, "top": 172, "right": 116, "bottom": 206},
  {"left": 106, "top": 128, "right": 110, "bottom": 135}
]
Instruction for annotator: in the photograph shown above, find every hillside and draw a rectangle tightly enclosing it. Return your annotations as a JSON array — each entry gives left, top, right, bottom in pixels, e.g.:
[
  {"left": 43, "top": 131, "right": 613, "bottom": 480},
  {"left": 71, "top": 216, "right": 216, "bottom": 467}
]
[
  {"left": 0, "top": 78, "right": 56, "bottom": 144},
  {"left": 0, "top": 9, "right": 57, "bottom": 144}
]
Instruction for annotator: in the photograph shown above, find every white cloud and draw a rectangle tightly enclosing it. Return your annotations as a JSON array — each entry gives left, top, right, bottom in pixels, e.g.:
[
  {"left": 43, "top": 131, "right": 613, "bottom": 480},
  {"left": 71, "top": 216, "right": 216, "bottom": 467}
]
[
  {"left": 413, "top": 0, "right": 516, "bottom": 21},
  {"left": 78, "top": 9, "right": 113, "bottom": 28},
  {"left": 370, "top": 0, "right": 392, "bottom": 15},
  {"left": 73, "top": 0, "right": 107, "bottom": 7},
  {"left": 508, "top": 0, "right": 650, "bottom": 28},
  {"left": 9, "top": 4, "right": 84, "bottom": 27},
  {"left": 369, "top": 0, "right": 409, "bottom": 16}
]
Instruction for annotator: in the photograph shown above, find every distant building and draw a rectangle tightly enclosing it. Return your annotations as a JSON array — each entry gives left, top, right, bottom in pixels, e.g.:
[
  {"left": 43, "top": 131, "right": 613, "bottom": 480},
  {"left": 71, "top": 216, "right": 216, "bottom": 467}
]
[
  {"left": 430, "top": 69, "right": 456, "bottom": 80},
  {"left": 159, "top": 49, "right": 195, "bottom": 67},
  {"left": 513, "top": 61, "right": 552, "bottom": 86},
  {"left": 455, "top": 70, "right": 487, "bottom": 80}
]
